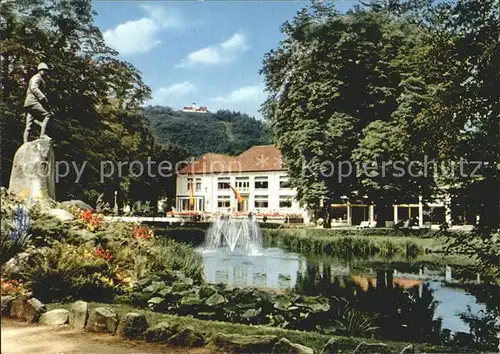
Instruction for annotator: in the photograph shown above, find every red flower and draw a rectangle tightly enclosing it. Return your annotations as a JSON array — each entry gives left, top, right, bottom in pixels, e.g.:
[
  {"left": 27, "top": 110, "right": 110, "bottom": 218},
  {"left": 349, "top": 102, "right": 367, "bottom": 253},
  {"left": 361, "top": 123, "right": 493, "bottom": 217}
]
[
  {"left": 133, "top": 224, "right": 153, "bottom": 240},
  {"left": 79, "top": 209, "right": 103, "bottom": 231},
  {"left": 95, "top": 246, "right": 113, "bottom": 260}
]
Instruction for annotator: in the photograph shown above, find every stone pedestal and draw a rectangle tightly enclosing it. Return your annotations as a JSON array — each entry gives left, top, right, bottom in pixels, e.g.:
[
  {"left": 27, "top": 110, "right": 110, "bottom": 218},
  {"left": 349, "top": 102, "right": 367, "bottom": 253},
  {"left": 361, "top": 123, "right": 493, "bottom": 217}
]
[{"left": 8, "top": 137, "right": 55, "bottom": 202}]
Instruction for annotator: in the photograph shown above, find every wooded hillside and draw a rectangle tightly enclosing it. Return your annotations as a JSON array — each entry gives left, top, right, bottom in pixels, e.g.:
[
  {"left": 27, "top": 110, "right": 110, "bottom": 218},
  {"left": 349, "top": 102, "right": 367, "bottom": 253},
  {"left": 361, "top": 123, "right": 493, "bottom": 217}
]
[{"left": 143, "top": 106, "right": 271, "bottom": 157}]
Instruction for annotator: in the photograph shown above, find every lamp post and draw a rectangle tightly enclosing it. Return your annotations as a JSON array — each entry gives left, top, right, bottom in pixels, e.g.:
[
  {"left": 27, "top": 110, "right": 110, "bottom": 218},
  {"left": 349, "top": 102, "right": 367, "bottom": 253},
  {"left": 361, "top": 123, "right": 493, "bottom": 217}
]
[{"left": 114, "top": 190, "right": 118, "bottom": 215}]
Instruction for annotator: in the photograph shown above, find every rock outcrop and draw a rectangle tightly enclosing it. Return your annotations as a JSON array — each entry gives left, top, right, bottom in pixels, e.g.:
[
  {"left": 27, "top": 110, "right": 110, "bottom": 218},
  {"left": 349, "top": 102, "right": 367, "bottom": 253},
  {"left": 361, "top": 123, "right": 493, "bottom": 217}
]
[
  {"left": 145, "top": 321, "right": 181, "bottom": 342},
  {"left": 8, "top": 137, "right": 56, "bottom": 202},
  {"left": 23, "top": 298, "right": 46, "bottom": 322},
  {"left": 69, "top": 301, "right": 88, "bottom": 329},
  {"left": 1, "top": 296, "right": 15, "bottom": 316},
  {"left": 45, "top": 208, "right": 74, "bottom": 222},
  {"left": 167, "top": 326, "right": 205, "bottom": 347},
  {"left": 116, "top": 313, "right": 148, "bottom": 339},
  {"left": 39, "top": 309, "right": 69, "bottom": 326},
  {"left": 86, "top": 307, "right": 118, "bottom": 333},
  {"left": 353, "top": 342, "right": 390, "bottom": 354},
  {"left": 9, "top": 297, "right": 26, "bottom": 319},
  {"left": 271, "top": 338, "right": 314, "bottom": 354},
  {"left": 59, "top": 200, "right": 92, "bottom": 210},
  {"left": 3, "top": 252, "right": 31, "bottom": 278},
  {"left": 209, "top": 333, "right": 279, "bottom": 353}
]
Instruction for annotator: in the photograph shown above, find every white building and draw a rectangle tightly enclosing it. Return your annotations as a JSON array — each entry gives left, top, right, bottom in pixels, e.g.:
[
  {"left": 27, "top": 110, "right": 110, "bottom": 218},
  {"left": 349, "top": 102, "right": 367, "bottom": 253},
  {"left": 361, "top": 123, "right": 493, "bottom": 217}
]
[
  {"left": 182, "top": 103, "right": 208, "bottom": 113},
  {"left": 174, "top": 145, "right": 476, "bottom": 228},
  {"left": 175, "top": 145, "right": 307, "bottom": 218}
]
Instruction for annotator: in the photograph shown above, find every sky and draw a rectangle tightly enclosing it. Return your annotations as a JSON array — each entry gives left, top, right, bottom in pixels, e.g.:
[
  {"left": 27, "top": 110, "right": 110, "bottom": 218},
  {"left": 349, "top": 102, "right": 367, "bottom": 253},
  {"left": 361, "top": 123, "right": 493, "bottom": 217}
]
[{"left": 93, "top": 1, "right": 357, "bottom": 119}]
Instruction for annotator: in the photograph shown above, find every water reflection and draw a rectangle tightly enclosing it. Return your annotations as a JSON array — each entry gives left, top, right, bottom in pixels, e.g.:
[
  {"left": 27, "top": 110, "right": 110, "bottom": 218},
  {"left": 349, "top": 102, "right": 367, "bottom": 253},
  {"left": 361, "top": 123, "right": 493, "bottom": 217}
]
[
  {"left": 295, "top": 263, "right": 444, "bottom": 343},
  {"left": 201, "top": 247, "right": 302, "bottom": 290},
  {"left": 456, "top": 284, "right": 500, "bottom": 349},
  {"left": 200, "top": 246, "right": 499, "bottom": 349},
  {"left": 295, "top": 263, "right": 499, "bottom": 349}
]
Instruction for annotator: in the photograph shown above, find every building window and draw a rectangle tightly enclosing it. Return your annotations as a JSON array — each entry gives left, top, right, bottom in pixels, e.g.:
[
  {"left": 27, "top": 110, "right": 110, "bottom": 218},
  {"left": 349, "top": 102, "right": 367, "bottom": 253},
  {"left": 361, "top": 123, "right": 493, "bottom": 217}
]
[
  {"left": 218, "top": 177, "right": 230, "bottom": 190},
  {"left": 254, "top": 177, "right": 268, "bottom": 190},
  {"left": 179, "top": 198, "right": 189, "bottom": 211},
  {"left": 235, "top": 178, "right": 250, "bottom": 192},
  {"left": 254, "top": 195, "right": 269, "bottom": 209},
  {"left": 279, "top": 176, "right": 291, "bottom": 189},
  {"left": 195, "top": 178, "right": 202, "bottom": 191},
  {"left": 217, "top": 196, "right": 231, "bottom": 208},
  {"left": 279, "top": 196, "right": 293, "bottom": 208},
  {"left": 186, "top": 178, "right": 193, "bottom": 191},
  {"left": 177, "top": 197, "right": 204, "bottom": 211}
]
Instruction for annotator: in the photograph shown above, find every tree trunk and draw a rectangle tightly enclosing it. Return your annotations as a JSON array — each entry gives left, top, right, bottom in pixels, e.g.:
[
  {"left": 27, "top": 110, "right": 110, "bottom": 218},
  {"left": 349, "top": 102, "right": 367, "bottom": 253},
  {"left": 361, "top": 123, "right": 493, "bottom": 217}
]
[{"left": 323, "top": 200, "right": 332, "bottom": 228}]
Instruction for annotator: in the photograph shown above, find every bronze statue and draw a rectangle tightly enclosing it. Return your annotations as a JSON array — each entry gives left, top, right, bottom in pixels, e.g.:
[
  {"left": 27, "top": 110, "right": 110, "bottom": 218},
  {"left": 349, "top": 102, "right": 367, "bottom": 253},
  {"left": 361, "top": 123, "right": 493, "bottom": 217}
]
[{"left": 23, "top": 62, "right": 51, "bottom": 143}]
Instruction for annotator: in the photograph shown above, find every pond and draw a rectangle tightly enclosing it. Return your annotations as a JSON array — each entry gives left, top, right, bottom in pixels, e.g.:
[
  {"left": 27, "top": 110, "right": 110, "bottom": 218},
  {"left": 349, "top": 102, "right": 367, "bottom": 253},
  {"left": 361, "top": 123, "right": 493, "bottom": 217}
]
[{"left": 198, "top": 245, "right": 499, "bottom": 347}]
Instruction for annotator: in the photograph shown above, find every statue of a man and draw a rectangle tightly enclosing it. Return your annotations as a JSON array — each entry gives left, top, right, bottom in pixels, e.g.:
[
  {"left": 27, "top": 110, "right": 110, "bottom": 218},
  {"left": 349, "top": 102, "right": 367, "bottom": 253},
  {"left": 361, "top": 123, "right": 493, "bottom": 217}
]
[{"left": 23, "top": 62, "right": 51, "bottom": 143}]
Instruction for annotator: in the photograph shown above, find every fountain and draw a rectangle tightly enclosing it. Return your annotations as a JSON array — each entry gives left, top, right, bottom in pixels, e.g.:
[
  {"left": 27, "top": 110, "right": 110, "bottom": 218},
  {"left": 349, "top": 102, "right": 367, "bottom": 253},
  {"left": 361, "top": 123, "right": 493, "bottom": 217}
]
[
  {"left": 199, "top": 216, "right": 302, "bottom": 290},
  {"left": 203, "top": 216, "right": 263, "bottom": 253}
]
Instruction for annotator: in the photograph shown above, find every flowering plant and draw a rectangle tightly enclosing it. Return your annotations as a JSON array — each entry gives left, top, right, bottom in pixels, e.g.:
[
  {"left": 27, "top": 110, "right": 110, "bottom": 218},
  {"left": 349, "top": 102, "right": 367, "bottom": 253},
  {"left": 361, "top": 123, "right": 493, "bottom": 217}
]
[
  {"left": 114, "top": 270, "right": 133, "bottom": 290},
  {"left": 1, "top": 277, "right": 29, "bottom": 296},
  {"left": 132, "top": 224, "right": 154, "bottom": 240},
  {"left": 95, "top": 273, "right": 114, "bottom": 287},
  {"left": 95, "top": 246, "right": 113, "bottom": 260},
  {"left": 79, "top": 209, "right": 104, "bottom": 232},
  {"left": 11, "top": 204, "right": 31, "bottom": 241}
]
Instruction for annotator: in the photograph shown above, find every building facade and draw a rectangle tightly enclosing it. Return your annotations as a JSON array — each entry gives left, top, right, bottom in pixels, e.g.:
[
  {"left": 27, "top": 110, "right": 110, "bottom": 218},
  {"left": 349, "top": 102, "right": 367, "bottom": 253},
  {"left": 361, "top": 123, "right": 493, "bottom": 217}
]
[
  {"left": 175, "top": 146, "right": 306, "bottom": 217},
  {"left": 174, "top": 145, "right": 477, "bottom": 228},
  {"left": 182, "top": 103, "right": 208, "bottom": 113}
]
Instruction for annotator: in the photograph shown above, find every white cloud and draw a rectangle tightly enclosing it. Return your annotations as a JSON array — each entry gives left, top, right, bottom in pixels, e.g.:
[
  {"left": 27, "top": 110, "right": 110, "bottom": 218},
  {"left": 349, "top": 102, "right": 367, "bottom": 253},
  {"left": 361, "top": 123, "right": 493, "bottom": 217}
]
[
  {"left": 211, "top": 85, "right": 265, "bottom": 103},
  {"left": 103, "top": 5, "right": 182, "bottom": 56},
  {"left": 147, "top": 82, "right": 197, "bottom": 105},
  {"left": 176, "top": 32, "right": 249, "bottom": 68},
  {"left": 186, "top": 47, "right": 223, "bottom": 65},
  {"left": 139, "top": 4, "right": 181, "bottom": 29},
  {"left": 220, "top": 33, "right": 249, "bottom": 51},
  {"left": 209, "top": 85, "right": 266, "bottom": 119}
]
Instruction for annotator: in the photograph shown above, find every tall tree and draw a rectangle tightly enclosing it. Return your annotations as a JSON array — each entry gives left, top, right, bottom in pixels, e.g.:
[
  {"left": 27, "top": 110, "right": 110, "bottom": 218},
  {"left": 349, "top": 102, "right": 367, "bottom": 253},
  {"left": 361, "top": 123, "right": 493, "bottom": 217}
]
[
  {"left": 261, "top": 4, "right": 429, "bottom": 225},
  {"left": 406, "top": 0, "right": 499, "bottom": 275},
  {"left": 1, "top": 0, "right": 183, "bottom": 207}
]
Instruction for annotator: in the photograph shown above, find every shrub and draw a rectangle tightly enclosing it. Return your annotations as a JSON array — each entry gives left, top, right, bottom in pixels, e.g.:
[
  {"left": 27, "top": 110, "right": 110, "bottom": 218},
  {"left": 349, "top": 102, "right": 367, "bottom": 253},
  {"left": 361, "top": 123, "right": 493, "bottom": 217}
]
[
  {"left": 21, "top": 242, "right": 116, "bottom": 302},
  {"left": 90, "top": 222, "right": 204, "bottom": 285},
  {"left": 262, "top": 229, "right": 433, "bottom": 258},
  {"left": 1, "top": 277, "right": 29, "bottom": 296},
  {"left": 147, "top": 238, "right": 204, "bottom": 283},
  {"left": 71, "top": 272, "right": 115, "bottom": 302},
  {"left": 154, "top": 226, "right": 207, "bottom": 246},
  {"left": 446, "top": 232, "right": 500, "bottom": 281},
  {"left": 133, "top": 224, "right": 154, "bottom": 240},
  {"left": 335, "top": 305, "right": 378, "bottom": 337},
  {"left": 29, "top": 214, "right": 69, "bottom": 245},
  {"left": 78, "top": 209, "right": 104, "bottom": 232}
]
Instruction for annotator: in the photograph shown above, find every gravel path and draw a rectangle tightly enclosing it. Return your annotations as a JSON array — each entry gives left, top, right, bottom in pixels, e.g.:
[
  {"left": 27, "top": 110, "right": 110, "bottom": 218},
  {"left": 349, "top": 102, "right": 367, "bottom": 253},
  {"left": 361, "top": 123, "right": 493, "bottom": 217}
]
[{"left": 1, "top": 318, "right": 215, "bottom": 354}]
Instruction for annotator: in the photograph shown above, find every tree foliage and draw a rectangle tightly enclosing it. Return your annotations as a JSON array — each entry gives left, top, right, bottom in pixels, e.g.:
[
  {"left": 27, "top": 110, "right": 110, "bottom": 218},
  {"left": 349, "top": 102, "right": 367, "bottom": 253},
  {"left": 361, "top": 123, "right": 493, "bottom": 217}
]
[
  {"left": 143, "top": 106, "right": 271, "bottom": 157},
  {"left": 261, "top": 3, "right": 433, "bottom": 224},
  {"left": 261, "top": 1, "right": 499, "bottom": 233},
  {"left": 261, "top": 0, "right": 499, "bottom": 273},
  {"left": 1, "top": 0, "right": 185, "bottom": 207}
]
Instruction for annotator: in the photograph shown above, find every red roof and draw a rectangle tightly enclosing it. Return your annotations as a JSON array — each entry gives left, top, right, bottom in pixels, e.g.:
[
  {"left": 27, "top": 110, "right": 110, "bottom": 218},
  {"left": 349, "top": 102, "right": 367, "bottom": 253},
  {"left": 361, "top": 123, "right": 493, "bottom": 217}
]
[{"left": 178, "top": 145, "right": 285, "bottom": 175}]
